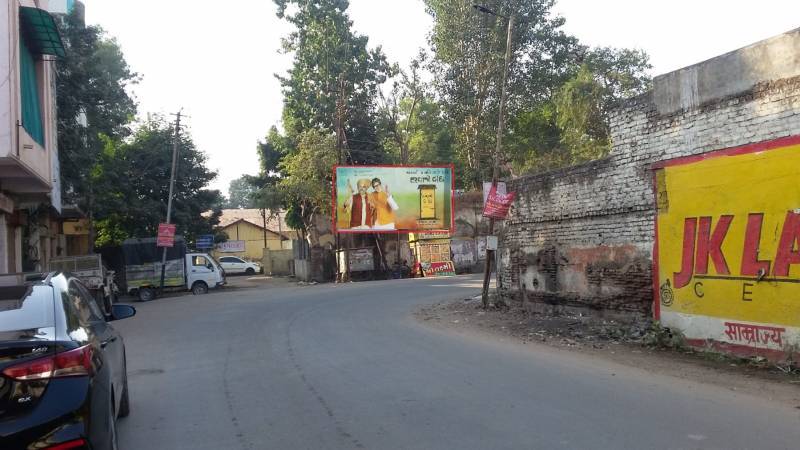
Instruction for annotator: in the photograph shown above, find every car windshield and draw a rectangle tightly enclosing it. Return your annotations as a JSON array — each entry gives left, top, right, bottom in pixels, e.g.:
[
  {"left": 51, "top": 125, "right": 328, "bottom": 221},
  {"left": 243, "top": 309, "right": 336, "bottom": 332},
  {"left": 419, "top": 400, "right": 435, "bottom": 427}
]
[{"left": 0, "top": 285, "right": 55, "bottom": 332}]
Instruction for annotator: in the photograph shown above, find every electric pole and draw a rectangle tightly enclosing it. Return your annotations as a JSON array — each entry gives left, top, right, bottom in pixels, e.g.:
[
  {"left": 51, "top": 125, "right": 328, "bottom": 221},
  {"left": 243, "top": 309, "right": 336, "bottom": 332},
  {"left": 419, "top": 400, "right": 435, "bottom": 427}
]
[
  {"left": 334, "top": 74, "right": 352, "bottom": 283},
  {"left": 159, "top": 110, "right": 182, "bottom": 293},
  {"left": 475, "top": 5, "right": 515, "bottom": 308}
]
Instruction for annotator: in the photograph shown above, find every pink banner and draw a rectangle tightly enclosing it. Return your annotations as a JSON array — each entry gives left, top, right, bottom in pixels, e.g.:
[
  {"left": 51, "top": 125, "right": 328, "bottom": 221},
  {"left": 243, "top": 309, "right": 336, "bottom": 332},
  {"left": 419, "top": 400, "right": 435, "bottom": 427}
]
[
  {"left": 157, "top": 223, "right": 176, "bottom": 248},
  {"left": 483, "top": 184, "right": 515, "bottom": 219}
]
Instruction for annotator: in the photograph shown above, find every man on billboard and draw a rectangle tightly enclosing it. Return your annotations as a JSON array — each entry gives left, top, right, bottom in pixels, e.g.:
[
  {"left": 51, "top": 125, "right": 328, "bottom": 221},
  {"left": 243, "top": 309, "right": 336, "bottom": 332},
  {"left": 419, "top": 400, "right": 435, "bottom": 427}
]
[
  {"left": 370, "top": 178, "right": 399, "bottom": 230},
  {"left": 343, "top": 179, "right": 374, "bottom": 229}
]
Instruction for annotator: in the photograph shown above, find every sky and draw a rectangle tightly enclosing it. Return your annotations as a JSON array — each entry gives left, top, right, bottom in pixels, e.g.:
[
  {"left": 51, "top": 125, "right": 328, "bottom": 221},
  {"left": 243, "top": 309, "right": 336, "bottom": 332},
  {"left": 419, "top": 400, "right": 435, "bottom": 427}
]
[{"left": 81, "top": 0, "right": 800, "bottom": 195}]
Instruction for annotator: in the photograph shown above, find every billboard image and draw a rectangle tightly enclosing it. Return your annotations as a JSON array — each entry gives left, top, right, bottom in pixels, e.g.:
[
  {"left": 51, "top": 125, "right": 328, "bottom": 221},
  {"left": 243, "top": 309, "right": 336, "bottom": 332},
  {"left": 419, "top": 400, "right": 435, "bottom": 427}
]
[{"left": 334, "top": 165, "right": 454, "bottom": 233}]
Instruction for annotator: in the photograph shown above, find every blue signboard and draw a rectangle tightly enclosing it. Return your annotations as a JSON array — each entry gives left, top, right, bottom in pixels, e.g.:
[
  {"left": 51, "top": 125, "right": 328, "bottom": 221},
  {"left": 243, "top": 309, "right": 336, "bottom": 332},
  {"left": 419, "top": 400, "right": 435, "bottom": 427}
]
[{"left": 196, "top": 235, "right": 214, "bottom": 249}]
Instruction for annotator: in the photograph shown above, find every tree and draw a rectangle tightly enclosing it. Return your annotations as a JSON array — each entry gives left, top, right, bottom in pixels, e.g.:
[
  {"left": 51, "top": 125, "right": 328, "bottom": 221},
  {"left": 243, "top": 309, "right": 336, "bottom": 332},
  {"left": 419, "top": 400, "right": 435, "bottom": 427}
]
[
  {"left": 423, "top": 1, "right": 653, "bottom": 181},
  {"left": 93, "top": 118, "right": 224, "bottom": 248},
  {"left": 274, "top": 0, "right": 393, "bottom": 164},
  {"left": 424, "top": 0, "right": 580, "bottom": 187},
  {"left": 508, "top": 49, "right": 652, "bottom": 173},
  {"left": 257, "top": 126, "right": 288, "bottom": 176},
  {"left": 56, "top": 10, "right": 138, "bottom": 248},
  {"left": 277, "top": 130, "right": 337, "bottom": 245},
  {"left": 378, "top": 54, "right": 428, "bottom": 164},
  {"left": 226, "top": 176, "right": 258, "bottom": 209}
]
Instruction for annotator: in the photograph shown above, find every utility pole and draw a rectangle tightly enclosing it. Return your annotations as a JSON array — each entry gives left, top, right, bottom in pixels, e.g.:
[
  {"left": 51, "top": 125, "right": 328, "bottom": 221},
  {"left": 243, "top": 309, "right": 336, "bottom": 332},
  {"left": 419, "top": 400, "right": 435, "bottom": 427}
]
[
  {"left": 475, "top": 5, "right": 514, "bottom": 308},
  {"left": 159, "top": 110, "right": 182, "bottom": 293},
  {"left": 334, "top": 74, "right": 351, "bottom": 283}
]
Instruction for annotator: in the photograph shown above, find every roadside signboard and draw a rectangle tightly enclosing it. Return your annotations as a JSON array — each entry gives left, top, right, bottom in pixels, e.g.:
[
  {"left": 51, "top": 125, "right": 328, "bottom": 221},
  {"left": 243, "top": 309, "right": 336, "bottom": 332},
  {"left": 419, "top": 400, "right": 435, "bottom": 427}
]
[
  {"left": 422, "top": 261, "right": 456, "bottom": 277},
  {"left": 157, "top": 223, "right": 176, "bottom": 248},
  {"left": 218, "top": 240, "right": 246, "bottom": 253},
  {"left": 196, "top": 235, "right": 214, "bottom": 249},
  {"left": 334, "top": 165, "right": 455, "bottom": 234},
  {"left": 337, "top": 247, "right": 375, "bottom": 273}
]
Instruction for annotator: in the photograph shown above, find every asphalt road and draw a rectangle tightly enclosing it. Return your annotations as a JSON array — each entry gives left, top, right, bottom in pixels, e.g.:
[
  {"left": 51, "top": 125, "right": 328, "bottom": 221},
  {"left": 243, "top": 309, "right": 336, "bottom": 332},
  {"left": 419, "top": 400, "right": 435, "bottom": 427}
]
[{"left": 114, "top": 275, "right": 800, "bottom": 450}]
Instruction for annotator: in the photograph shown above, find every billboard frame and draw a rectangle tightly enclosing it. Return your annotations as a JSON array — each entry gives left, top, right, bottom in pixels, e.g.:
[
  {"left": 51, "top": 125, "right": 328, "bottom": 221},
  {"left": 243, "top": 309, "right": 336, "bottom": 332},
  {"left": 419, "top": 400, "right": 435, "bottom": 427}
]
[{"left": 332, "top": 164, "right": 456, "bottom": 235}]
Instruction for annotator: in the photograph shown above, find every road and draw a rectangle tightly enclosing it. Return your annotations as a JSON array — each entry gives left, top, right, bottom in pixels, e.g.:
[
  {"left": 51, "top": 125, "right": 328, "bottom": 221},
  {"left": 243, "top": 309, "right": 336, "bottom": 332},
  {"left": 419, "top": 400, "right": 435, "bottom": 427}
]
[{"left": 114, "top": 275, "right": 800, "bottom": 450}]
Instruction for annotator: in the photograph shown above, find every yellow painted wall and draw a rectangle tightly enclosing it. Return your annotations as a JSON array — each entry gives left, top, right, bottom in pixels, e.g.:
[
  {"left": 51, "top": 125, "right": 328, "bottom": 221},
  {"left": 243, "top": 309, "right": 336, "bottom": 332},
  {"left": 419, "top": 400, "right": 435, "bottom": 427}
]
[
  {"left": 213, "top": 221, "right": 286, "bottom": 261},
  {"left": 656, "top": 138, "right": 800, "bottom": 353}
]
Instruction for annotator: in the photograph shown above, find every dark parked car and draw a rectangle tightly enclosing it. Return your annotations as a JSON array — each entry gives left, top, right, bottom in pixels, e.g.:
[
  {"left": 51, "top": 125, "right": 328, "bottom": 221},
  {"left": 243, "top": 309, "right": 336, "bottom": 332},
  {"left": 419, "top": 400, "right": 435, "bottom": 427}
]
[{"left": 0, "top": 272, "right": 136, "bottom": 450}]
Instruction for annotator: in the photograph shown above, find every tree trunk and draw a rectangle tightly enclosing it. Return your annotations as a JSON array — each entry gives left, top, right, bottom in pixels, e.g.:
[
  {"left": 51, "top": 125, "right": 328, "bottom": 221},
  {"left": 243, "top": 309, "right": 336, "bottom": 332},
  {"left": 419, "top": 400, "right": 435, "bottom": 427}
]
[{"left": 303, "top": 205, "right": 320, "bottom": 248}]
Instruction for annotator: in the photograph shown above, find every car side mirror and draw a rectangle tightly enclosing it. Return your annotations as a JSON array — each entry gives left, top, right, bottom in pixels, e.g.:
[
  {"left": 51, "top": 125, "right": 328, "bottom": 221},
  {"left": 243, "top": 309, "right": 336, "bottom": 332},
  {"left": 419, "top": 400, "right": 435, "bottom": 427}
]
[
  {"left": 206, "top": 263, "right": 214, "bottom": 270},
  {"left": 110, "top": 304, "right": 136, "bottom": 321}
]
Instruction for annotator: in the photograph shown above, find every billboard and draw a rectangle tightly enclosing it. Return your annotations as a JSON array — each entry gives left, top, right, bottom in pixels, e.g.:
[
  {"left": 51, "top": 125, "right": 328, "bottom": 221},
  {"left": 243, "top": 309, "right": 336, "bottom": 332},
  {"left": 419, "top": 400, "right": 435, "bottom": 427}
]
[
  {"left": 654, "top": 136, "right": 800, "bottom": 357},
  {"left": 334, "top": 165, "right": 454, "bottom": 233}
]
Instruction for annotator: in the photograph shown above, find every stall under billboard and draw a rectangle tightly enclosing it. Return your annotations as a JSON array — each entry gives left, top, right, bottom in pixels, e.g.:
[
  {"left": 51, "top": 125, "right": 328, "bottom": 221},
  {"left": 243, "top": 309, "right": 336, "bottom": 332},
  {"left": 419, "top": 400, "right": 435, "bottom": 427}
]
[{"left": 334, "top": 165, "right": 454, "bottom": 233}]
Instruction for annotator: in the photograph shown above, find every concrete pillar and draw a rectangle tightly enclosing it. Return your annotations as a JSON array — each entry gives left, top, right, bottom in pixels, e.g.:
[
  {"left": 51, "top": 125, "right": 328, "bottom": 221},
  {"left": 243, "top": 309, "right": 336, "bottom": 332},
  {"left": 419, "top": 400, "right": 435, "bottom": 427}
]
[{"left": 0, "top": 214, "right": 7, "bottom": 274}]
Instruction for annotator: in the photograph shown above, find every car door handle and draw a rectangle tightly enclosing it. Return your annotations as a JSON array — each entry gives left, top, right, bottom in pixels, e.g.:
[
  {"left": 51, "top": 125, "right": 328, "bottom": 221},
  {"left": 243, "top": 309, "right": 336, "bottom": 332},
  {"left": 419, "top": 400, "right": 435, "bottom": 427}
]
[{"left": 101, "top": 337, "right": 117, "bottom": 348}]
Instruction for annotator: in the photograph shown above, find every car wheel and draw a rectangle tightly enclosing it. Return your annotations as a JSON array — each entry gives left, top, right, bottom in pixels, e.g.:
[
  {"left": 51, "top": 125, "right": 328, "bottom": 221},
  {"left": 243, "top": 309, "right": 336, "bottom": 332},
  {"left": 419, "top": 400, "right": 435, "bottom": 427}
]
[
  {"left": 138, "top": 287, "right": 155, "bottom": 302},
  {"left": 191, "top": 281, "right": 209, "bottom": 295},
  {"left": 245, "top": 267, "right": 255, "bottom": 275},
  {"left": 118, "top": 371, "right": 130, "bottom": 418}
]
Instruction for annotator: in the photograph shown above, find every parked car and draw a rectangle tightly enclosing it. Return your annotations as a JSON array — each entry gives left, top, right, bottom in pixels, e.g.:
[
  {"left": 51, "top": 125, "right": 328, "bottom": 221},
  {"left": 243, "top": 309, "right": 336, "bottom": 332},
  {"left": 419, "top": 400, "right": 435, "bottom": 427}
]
[
  {"left": 0, "top": 272, "right": 136, "bottom": 450},
  {"left": 218, "top": 256, "right": 262, "bottom": 275}
]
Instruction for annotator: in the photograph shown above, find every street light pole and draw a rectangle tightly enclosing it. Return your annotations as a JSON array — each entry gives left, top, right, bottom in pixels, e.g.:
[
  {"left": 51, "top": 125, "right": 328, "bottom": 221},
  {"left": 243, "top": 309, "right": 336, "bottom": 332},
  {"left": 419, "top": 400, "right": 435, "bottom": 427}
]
[{"left": 474, "top": 5, "right": 514, "bottom": 308}]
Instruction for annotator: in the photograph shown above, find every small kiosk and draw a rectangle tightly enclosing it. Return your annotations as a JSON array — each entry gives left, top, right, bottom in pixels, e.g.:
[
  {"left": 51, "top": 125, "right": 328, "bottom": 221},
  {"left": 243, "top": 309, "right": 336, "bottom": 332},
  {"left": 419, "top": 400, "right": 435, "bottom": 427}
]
[{"left": 408, "top": 232, "right": 456, "bottom": 277}]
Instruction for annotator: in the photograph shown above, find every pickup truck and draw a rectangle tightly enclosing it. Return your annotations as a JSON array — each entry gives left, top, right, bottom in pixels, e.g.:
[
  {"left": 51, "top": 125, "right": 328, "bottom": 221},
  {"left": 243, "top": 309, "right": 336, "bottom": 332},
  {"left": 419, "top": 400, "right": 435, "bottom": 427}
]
[{"left": 121, "top": 237, "right": 226, "bottom": 302}]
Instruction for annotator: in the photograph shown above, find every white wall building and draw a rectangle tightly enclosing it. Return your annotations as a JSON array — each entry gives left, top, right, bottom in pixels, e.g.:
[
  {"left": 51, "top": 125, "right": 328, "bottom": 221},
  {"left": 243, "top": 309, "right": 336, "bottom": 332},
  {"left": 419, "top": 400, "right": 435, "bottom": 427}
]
[{"left": 0, "top": 0, "right": 65, "bottom": 273}]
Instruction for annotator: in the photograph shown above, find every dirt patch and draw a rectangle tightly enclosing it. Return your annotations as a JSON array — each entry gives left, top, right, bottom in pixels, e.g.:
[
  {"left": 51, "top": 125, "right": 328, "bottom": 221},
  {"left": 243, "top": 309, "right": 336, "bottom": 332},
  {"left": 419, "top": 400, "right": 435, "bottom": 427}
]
[{"left": 415, "top": 298, "right": 800, "bottom": 408}]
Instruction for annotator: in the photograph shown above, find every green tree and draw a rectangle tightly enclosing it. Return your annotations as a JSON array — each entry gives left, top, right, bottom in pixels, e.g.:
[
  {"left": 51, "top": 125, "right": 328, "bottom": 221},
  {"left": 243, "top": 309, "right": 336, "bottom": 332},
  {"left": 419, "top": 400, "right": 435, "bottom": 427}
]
[
  {"left": 93, "top": 118, "right": 224, "bottom": 247},
  {"left": 424, "top": 1, "right": 651, "bottom": 182},
  {"left": 378, "top": 54, "right": 428, "bottom": 164},
  {"left": 274, "top": 0, "right": 393, "bottom": 164},
  {"left": 257, "top": 126, "right": 288, "bottom": 175},
  {"left": 509, "top": 50, "right": 651, "bottom": 173},
  {"left": 277, "top": 130, "right": 337, "bottom": 245},
  {"left": 226, "top": 176, "right": 258, "bottom": 209},
  {"left": 56, "top": 10, "right": 138, "bottom": 248},
  {"left": 424, "top": 0, "right": 579, "bottom": 187}
]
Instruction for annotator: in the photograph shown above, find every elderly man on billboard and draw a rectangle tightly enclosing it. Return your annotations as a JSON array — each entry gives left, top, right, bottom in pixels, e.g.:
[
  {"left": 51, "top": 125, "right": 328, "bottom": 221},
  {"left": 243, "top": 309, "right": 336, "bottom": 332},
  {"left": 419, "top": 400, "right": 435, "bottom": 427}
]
[{"left": 343, "top": 179, "right": 375, "bottom": 229}]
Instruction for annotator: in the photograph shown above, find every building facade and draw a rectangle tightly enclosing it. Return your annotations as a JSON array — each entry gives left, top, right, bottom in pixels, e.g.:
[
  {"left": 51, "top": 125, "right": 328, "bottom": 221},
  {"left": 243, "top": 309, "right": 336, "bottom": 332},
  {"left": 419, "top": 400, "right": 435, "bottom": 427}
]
[
  {"left": 0, "top": 0, "right": 65, "bottom": 274},
  {"left": 213, "top": 218, "right": 289, "bottom": 262}
]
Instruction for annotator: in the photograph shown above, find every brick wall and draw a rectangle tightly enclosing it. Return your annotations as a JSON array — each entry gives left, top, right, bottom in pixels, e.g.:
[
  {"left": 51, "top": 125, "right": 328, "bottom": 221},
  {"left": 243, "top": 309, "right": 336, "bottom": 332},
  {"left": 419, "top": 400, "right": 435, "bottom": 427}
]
[{"left": 499, "top": 29, "right": 800, "bottom": 318}]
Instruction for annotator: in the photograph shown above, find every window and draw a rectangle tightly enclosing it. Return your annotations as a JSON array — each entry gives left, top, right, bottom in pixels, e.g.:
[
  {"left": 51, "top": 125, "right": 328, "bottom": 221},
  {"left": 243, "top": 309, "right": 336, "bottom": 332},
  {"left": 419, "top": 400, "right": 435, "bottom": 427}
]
[
  {"left": 67, "top": 280, "right": 104, "bottom": 325},
  {"left": 19, "top": 38, "right": 44, "bottom": 146},
  {"left": 220, "top": 257, "right": 234, "bottom": 263},
  {"left": 0, "top": 285, "right": 55, "bottom": 332},
  {"left": 192, "top": 256, "right": 209, "bottom": 267},
  {"left": 17, "top": 6, "right": 66, "bottom": 147},
  {"left": 230, "top": 257, "right": 244, "bottom": 263},
  {"left": 74, "top": 282, "right": 106, "bottom": 320}
]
